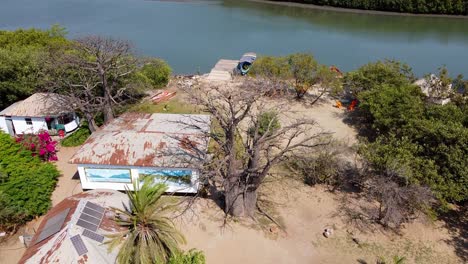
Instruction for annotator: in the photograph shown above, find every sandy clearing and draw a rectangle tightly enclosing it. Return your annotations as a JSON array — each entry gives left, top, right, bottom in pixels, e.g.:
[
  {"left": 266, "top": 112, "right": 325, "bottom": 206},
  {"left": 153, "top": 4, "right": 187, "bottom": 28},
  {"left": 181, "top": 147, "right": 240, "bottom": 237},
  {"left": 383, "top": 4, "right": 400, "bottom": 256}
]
[{"left": 179, "top": 181, "right": 460, "bottom": 264}]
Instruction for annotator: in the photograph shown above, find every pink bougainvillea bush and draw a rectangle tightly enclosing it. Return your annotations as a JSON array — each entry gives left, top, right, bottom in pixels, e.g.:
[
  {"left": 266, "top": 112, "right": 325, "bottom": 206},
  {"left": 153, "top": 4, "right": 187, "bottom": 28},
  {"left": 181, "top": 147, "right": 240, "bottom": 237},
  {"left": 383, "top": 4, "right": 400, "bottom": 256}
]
[{"left": 16, "top": 131, "right": 58, "bottom": 161}]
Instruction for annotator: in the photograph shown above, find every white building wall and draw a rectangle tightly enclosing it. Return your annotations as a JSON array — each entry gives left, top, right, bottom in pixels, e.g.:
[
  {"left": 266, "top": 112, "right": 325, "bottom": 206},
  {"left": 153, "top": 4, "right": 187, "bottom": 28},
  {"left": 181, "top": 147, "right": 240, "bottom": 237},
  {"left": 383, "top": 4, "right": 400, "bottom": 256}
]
[
  {"left": 77, "top": 164, "right": 199, "bottom": 193},
  {"left": 11, "top": 117, "right": 47, "bottom": 134},
  {"left": 0, "top": 117, "right": 7, "bottom": 134}
]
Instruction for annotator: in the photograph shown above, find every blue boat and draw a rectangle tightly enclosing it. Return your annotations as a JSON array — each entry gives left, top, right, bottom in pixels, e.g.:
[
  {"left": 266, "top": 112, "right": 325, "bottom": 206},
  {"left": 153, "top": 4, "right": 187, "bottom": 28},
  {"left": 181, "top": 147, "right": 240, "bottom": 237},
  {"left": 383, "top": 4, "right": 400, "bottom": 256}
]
[{"left": 237, "top": 52, "right": 257, "bottom": 75}]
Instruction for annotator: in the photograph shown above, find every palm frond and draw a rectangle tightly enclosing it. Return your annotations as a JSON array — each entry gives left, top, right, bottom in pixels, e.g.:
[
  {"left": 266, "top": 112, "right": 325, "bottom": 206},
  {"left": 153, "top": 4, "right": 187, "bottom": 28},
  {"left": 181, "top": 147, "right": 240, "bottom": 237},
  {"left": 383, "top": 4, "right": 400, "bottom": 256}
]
[{"left": 106, "top": 177, "right": 186, "bottom": 264}]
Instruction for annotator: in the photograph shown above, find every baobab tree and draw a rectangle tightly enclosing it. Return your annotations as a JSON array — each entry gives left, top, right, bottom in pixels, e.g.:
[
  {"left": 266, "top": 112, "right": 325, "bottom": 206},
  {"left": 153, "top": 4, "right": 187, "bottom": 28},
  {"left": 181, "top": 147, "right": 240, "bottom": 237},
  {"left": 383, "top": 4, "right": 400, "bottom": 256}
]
[
  {"left": 42, "top": 36, "right": 146, "bottom": 130},
  {"left": 181, "top": 78, "right": 331, "bottom": 217}
]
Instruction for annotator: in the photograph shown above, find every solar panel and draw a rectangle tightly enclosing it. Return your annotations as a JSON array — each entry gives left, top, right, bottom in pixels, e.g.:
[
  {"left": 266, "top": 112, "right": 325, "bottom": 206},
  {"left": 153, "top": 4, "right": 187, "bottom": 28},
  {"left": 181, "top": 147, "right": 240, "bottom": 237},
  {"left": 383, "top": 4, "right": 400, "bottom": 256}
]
[
  {"left": 85, "top": 202, "right": 105, "bottom": 214},
  {"left": 34, "top": 208, "right": 70, "bottom": 245},
  {"left": 83, "top": 207, "right": 103, "bottom": 220},
  {"left": 82, "top": 229, "right": 105, "bottom": 243},
  {"left": 44, "top": 208, "right": 71, "bottom": 228},
  {"left": 70, "top": 235, "right": 88, "bottom": 256},
  {"left": 76, "top": 219, "right": 98, "bottom": 232},
  {"left": 79, "top": 213, "right": 101, "bottom": 226}
]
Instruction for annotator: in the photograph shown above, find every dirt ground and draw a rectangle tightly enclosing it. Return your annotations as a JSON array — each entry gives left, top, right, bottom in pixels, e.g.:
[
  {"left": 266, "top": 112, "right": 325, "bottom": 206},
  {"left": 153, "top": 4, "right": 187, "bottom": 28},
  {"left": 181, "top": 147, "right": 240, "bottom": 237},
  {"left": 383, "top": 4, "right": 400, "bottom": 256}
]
[
  {"left": 0, "top": 91, "right": 463, "bottom": 264},
  {"left": 175, "top": 96, "right": 460, "bottom": 264},
  {"left": 179, "top": 179, "right": 460, "bottom": 264}
]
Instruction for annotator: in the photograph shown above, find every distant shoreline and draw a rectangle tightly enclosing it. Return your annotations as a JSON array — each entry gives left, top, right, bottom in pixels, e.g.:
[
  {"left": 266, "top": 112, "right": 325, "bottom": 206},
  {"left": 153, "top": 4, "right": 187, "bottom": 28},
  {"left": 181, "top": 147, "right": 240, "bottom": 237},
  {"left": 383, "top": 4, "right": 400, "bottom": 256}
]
[{"left": 248, "top": 0, "right": 468, "bottom": 19}]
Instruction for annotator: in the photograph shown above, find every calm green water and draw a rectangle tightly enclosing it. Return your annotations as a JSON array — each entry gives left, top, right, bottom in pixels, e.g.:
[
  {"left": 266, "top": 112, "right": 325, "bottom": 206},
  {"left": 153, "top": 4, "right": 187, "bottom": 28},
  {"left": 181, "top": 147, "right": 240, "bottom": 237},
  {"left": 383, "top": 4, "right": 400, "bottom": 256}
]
[{"left": 1, "top": 0, "right": 467, "bottom": 76}]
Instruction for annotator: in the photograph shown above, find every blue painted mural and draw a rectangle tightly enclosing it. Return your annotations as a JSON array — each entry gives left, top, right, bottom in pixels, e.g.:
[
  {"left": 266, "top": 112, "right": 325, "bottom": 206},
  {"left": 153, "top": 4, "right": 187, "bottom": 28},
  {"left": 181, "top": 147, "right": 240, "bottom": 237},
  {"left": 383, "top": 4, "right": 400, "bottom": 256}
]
[
  {"left": 85, "top": 168, "right": 132, "bottom": 183},
  {"left": 139, "top": 169, "right": 193, "bottom": 187}
]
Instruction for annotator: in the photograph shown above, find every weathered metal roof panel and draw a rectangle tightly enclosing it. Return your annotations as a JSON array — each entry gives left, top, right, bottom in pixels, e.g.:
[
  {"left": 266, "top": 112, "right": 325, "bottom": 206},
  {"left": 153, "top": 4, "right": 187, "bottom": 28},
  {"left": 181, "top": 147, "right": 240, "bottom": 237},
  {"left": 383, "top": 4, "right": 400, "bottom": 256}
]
[{"left": 69, "top": 113, "right": 211, "bottom": 167}]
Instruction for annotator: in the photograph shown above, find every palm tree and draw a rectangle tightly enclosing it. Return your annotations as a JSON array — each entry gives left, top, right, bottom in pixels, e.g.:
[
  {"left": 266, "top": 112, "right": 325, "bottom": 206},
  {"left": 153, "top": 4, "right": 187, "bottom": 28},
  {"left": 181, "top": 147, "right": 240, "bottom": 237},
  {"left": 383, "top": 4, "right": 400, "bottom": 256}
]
[{"left": 106, "top": 178, "right": 186, "bottom": 264}]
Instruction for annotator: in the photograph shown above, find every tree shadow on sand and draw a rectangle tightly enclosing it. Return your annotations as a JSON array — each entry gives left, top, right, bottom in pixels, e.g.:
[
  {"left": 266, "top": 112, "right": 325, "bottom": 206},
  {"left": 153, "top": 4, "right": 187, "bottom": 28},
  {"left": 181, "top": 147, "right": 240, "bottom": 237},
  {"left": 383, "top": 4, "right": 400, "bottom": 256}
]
[{"left": 440, "top": 204, "right": 468, "bottom": 262}]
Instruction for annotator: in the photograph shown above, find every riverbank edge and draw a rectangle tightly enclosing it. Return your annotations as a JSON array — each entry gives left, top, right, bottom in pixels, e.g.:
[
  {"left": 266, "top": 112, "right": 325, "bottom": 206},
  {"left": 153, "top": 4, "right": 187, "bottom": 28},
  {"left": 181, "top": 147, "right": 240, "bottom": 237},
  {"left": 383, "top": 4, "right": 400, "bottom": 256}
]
[{"left": 248, "top": 0, "right": 468, "bottom": 19}]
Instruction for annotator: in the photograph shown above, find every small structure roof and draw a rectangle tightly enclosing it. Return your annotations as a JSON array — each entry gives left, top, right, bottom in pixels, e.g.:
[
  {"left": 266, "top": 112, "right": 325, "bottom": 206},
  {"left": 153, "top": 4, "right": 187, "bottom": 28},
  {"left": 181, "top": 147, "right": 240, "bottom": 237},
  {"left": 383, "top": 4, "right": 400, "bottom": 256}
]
[
  {"left": 19, "top": 190, "right": 130, "bottom": 264},
  {"left": 69, "top": 113, "right": 211, "bottom": 168},
  {"left": 0, "top": 93, "right": 71, "bottom": 117}
]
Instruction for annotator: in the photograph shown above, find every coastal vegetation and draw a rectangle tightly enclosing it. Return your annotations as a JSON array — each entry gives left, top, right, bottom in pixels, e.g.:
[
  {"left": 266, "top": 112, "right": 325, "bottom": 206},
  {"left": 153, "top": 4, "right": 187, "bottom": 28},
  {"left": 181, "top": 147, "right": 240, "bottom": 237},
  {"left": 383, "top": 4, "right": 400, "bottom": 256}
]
[
  {"left": 347, "top": 61, "right": 468, "bottom": 208},
  {"left": 250, "top": 53, "right": 342, "bottom": 102},
  {"left": 0, "top": 132, "right": 60, "bottom": 233},
  {"left": 0, "top": 25, "right": 68, "bottom": 110},
  {"left": 248, "top": 54, "right": 467, "bottom": 229},
  {"left": 269, "top": 0, "right": 468, "bottom": 15}
]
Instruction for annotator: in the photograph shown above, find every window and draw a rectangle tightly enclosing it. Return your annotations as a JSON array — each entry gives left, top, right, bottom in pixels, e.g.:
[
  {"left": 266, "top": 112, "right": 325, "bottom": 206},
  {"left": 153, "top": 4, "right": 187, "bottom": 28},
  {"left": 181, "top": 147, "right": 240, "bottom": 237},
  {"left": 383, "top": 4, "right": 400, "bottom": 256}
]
[
  {"left": 58, "top": 113, "right": 75, "bottom": 125},
  {"left": 25, "top": 118, "right": 32, "bottom": 125}
]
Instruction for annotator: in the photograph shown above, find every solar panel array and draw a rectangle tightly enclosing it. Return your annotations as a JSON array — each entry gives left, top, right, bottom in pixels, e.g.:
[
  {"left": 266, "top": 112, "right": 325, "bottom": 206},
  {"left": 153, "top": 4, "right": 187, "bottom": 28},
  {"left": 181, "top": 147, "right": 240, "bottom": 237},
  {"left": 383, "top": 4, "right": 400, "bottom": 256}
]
[
  {"left": 70, "top": 201, "right": 107, "bottom": 256},
  {"left": 70, "top": 234, "right": 88, "bottom": 256},
  {"left": 76, "top": 202, "right": 105, "bottom": 232},
  {"left": 34, "top": 208, "right": 70, "bottom": 245}
]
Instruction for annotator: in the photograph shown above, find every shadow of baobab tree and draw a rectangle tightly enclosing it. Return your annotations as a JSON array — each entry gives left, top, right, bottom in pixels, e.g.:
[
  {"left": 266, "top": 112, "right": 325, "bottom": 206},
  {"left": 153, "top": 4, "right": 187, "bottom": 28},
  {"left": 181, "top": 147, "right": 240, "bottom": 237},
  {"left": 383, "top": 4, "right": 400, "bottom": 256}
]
[{"left": 440, "top": 204, "right": 468, "bottom": 263}]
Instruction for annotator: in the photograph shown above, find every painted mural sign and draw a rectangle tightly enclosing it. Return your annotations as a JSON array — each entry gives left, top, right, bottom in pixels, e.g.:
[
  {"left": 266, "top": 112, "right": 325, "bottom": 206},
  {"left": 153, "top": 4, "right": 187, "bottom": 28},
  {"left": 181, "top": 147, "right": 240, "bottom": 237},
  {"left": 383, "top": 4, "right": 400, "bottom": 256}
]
[
  {"left": 85, "top": 168, "right": 132, "bottom": 183},
  {"left": 139, "top": 169, "right": 192, "bottom": 187}
]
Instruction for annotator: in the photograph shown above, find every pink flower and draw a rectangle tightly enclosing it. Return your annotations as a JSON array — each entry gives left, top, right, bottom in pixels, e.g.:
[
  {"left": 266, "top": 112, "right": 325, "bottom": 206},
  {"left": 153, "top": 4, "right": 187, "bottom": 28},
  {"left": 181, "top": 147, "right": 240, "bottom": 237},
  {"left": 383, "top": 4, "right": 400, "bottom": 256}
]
[
  {"left": 45, "top": 144, "right": 55, "bottom": 152},
  {"left": 39, "top": 149, "right": 46, "bottom": 156}
]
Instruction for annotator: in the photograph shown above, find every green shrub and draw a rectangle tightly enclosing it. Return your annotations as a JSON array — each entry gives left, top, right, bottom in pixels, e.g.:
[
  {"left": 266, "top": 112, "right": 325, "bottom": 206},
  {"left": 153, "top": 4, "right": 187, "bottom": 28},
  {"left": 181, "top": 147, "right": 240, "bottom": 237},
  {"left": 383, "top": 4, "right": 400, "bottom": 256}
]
[
  {"left": 61, "top": 125, "right": 91, "bottom": 147},
  {"left": 344, "top": 60, "right": 415, "bottom": 96},
  {"left": 168, "top": 249, "right": 206, "bottom": 264},
  {"left": 0, "top": 191, "right": 27, "bottom": 233},
  {"left": 139, "top": 59, "right": 172, "bottom": 88},
  {"left": 0, "top": 132, "right": 60, "bottom": 228},
  {"left": 251, "top": 111, "right": 281, "bottom": 137}
]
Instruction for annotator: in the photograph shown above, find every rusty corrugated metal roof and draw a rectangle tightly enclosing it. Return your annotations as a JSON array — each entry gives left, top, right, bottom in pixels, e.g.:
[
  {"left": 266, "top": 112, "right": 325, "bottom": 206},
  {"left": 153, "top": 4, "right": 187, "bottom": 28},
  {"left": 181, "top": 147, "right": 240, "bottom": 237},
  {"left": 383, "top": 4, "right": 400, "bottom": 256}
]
[{"left": 69, "top": 113, "right": 211, "bottom": 167}]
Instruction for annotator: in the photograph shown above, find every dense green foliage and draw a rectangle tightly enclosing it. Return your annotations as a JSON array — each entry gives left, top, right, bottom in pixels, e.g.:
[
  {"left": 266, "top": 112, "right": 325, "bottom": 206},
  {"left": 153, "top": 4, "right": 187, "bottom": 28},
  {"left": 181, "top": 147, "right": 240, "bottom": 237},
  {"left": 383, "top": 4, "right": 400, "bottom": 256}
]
[
  {"left": 168, "top": 249, "right": 206, "bottom": 264},
  {"left": 0, "top": 191, "right": 26, "bottom": 233},
  {"left": 0, "top": 25, "right": 68, "bottom": 109},
  {"left": 344, "top": 60, "right": 415, "bottom": 96},
  {"left": 270, "top": 0, "right": 468, "bottom": 15},
  {"left": 348, "top": 61, "right": 468, "bottom": 206},
  {"left": 61, "top": 125, "right": 91, "bottom": 147},
  {"left": 139, "top": 59, "right": 172, "bottom": 88},
  {"left": 0, "top": 132, "right": 60, "bottom": 231}
]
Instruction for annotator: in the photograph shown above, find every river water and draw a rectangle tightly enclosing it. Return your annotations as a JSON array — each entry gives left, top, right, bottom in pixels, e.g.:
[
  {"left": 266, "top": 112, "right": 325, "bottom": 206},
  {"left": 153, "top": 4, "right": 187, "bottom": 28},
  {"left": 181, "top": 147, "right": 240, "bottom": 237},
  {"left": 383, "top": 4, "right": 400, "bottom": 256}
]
[{"left": 1, "top": 0, "right": 467, "bottom": 76}]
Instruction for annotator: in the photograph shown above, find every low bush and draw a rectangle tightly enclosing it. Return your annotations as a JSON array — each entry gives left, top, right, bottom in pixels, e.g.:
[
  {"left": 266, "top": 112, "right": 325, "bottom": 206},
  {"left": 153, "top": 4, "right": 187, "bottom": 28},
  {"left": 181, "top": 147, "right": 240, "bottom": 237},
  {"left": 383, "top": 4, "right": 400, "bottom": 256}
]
[
  {"left": 61, "top": 125, "right": 91, "bottom": 147},
  {"left": 168, "top": 249, "right": 206, "bottom": 264},
  {"left": 0, "top": 132, "right": 60, "bottom": 232},
  {"left": 139, "top": 59, "right": 172, "bottom": 88},
  {"left": 0, "top": 191, "right": 27, "bottom": 233},
  {"left": 288, "top": 146, "right": 347, "bottom": 189}
]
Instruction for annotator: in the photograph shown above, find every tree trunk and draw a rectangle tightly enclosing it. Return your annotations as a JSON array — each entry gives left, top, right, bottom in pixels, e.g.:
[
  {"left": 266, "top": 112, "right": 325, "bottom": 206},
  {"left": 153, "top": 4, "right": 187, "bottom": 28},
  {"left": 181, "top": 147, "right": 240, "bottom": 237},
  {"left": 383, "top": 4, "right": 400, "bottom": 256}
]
[
  {"left": 224, "top": 183, "right": 257, "bottom": 217},
  {"left": 103, "top": 99, "right": 114, "bottom": 124},
  {"left": 99, "top": 65, "right": 114, "bottom": 124},
  {"left": 84, "top": 112, "right": 98, "bottom": 133}
]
